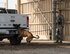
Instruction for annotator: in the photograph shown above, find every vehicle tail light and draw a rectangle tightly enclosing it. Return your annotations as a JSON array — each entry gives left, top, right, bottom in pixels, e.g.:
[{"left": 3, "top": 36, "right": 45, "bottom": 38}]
[{"left": 27, "top": 16, "right": 29, "bottom": 27}]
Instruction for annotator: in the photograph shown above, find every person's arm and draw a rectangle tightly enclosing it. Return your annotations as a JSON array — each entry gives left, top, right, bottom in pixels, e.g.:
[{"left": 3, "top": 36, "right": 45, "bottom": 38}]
[{"left": 56, "top": 16, "right": 58, "bottom": 24}]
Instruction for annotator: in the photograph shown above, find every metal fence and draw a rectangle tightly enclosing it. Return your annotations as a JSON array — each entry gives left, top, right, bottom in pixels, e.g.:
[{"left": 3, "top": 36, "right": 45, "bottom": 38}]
[{"left": 20, "top": 0, "right": 70, "bottom": 41}]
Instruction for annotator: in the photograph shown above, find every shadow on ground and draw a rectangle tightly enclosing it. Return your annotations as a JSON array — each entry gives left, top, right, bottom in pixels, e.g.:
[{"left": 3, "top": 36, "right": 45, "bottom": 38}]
[{"left": 0, "top": 41, "right": 70, "bottom": 50}]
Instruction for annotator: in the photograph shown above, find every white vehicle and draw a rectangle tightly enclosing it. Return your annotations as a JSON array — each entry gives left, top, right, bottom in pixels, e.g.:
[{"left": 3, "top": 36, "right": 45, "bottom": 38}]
[{"left": 0, "top": 8, "right": 29, "bottom": 45}]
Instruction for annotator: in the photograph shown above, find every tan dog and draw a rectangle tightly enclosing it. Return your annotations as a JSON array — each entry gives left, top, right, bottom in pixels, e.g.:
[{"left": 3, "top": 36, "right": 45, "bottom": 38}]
[{"left": 18, "top": 28, "right": 39, "bottom": 44}]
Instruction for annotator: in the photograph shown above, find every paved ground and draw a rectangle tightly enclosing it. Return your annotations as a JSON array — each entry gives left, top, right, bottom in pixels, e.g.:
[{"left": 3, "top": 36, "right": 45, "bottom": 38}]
[{"left": 0, "top": 39, "right": 70, "bottom": 54}]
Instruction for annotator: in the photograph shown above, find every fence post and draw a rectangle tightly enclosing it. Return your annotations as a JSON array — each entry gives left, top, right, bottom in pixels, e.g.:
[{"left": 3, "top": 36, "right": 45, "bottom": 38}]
[{"left": 52, "top": 0, "right": 57, "bottom": 40}]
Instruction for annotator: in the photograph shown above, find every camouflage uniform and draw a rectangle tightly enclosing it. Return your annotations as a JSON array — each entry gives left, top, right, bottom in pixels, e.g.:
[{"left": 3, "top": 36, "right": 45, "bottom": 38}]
[{"left": 56, "top": 14, "right": 64, "bottom": 43}]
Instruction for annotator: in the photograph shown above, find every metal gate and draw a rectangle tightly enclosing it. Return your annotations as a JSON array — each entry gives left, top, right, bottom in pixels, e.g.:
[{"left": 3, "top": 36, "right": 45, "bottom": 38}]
[
  {"left": 19, "top": 0, "right": 70, "bottom": 41},
  {"left": 58, "top": 0, "right": 70, "bottom": 41},
  {"left": 20, "top": 0, "right": 52, "bottom": 40}
]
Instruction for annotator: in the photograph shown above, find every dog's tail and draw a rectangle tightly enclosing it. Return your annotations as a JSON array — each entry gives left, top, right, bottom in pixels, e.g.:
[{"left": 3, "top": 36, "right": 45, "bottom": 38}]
[{"left": 33, "top": 35, "right": 40, "bottom": 39}]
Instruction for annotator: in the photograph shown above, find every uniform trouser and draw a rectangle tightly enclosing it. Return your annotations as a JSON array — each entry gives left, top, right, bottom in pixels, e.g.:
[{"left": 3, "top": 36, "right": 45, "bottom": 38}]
[
  {"left": 56, "top": 27, "right": 63, "bottom": 43},
  {"left": 60, "top": 28, "right": 63, "bottom": 42}
]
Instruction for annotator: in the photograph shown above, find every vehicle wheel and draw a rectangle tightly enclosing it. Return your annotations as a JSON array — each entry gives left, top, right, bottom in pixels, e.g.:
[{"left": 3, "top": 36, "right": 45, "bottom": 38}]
[{"left": 9, "top": 35, "right": 22, "bottom": 45}]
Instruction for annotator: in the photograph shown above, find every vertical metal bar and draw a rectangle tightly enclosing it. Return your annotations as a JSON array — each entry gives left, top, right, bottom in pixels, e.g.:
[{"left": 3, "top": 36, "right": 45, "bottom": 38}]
[
  {"left": 52, "top": 0, "right": 57, "bottom": 40},
  {"left": 17, "top": 0, "right": 21, "bottom": 14}
]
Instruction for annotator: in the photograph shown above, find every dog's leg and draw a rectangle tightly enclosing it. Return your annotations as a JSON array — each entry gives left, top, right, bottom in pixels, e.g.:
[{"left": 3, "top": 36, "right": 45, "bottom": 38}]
[
  {"left": 26, "top": 38, "right": 31, "bottom": 44},
  {"left": 26, "top": 37, "right": 33, "bottom": 44}
]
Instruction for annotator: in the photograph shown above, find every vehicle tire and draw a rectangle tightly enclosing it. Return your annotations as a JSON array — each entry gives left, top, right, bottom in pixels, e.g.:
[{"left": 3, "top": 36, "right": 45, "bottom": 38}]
[{"left": 9, "top": 35, "right": 22, "bottom": 45}]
